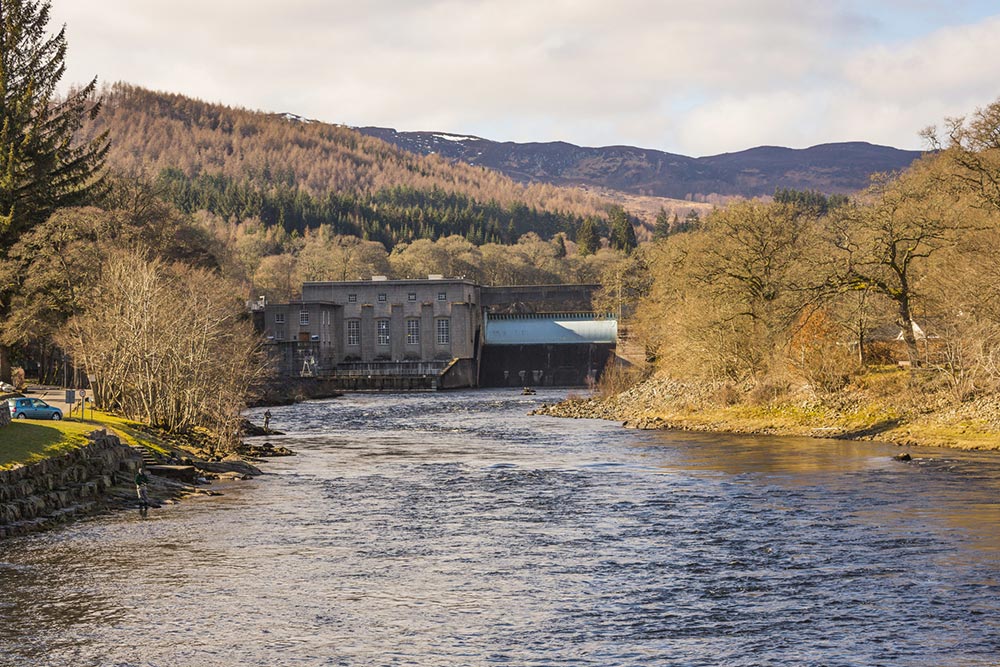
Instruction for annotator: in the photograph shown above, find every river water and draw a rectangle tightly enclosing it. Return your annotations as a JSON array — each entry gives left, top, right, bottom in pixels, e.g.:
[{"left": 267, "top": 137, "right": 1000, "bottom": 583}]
[{"left": 2, "top": 389, "right": 1000, "bottom": 666}]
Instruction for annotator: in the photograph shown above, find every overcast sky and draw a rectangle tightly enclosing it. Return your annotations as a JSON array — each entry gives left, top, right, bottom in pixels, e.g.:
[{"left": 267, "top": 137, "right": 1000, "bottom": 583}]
[{"left": 50, "top": 0, "right": 1000, "bottom": 156}]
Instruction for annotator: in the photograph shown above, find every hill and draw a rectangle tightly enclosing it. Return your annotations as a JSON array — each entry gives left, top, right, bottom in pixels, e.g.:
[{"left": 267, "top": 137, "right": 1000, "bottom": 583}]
[
  {"left": 76, "top": 84, "right": 616, "bottom": 246},
  {"left": 354, "top": 128, "right": 925, "bottom": 199}
]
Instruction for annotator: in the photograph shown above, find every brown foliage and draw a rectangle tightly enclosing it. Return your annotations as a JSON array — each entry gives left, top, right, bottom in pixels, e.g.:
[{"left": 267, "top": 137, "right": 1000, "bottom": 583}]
[
  {"left": 58, "top": 249, "right": 266, "bottom": 452},
  {"left": 78, "top": 84, "right": 611, "bottom": 221}
]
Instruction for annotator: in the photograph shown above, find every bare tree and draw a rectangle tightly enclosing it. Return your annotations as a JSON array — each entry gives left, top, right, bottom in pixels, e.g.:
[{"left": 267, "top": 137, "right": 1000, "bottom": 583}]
[
  {"left": 827, "top": 170, "right": 958, "bottom": 366},
  {"left": 60, "top": 248, "right": 266, "bottom": 452}
]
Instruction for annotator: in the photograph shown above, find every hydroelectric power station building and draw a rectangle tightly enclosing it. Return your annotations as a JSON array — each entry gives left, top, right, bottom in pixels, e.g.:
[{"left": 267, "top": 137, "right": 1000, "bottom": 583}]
[{"left": 259, "top": 277, "right": 620, "bottom": 390}]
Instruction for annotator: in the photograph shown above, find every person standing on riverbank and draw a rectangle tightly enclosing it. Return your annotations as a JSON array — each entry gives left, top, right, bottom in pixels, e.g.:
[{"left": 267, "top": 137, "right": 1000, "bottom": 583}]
[
  {"left": 263, "top": 410, "right": 272, "bottom": 432},
  {"left": 134, "top": 468, "right": 150, "bottom": 507}
]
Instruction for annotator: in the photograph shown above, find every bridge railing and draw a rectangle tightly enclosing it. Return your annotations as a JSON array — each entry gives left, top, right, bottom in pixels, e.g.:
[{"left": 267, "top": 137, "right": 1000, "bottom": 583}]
[
  {"left": 485, "top": 311, "right": 616, "bottom": 321},
  {"left": 334, "top": 361, "right": 451, "bottom": 377}
]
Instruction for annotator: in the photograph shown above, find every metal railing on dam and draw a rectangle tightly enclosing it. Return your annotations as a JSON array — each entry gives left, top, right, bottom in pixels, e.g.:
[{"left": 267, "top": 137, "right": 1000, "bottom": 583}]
[{"left": 333, "top": 361, "right": 450, "bottom": 377}]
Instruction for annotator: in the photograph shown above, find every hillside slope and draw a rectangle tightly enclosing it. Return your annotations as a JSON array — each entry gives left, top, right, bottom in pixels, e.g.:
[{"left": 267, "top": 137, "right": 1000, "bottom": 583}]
[
  {"left": 356, "top": 128, "right": 924, "bottom": 199},
  {"left": 77, "top": 84, "right": 614, "bottom": 245}
]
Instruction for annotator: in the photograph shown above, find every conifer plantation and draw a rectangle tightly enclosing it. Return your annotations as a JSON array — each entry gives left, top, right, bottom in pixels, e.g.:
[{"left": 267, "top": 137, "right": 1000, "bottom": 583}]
[{"left": 77, "top": 84, "right": 630, "bottom": 248}]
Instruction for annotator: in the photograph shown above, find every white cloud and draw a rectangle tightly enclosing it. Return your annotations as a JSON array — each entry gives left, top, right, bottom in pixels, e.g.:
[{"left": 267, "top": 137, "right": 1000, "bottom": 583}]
[{"left": 47, "top": 0, "right": 1000, "bottom": 155}]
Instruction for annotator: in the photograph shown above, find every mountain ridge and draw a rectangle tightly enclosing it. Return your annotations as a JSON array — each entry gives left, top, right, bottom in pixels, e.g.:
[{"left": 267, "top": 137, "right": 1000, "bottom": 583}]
[{"left": 354, "top": 127, "right": 925, "bottom": 199}]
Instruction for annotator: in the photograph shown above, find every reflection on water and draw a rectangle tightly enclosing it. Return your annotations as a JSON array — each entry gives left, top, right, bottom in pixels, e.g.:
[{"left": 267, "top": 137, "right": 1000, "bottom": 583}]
[{"left": 2, "top": 389, "right": 1000, "bottom": 666}]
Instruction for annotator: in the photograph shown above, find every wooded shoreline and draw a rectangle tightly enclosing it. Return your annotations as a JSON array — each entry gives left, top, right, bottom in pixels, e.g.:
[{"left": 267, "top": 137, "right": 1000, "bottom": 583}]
[{"left": 533, "top": 373, "right": 1000, "bottom": 452}]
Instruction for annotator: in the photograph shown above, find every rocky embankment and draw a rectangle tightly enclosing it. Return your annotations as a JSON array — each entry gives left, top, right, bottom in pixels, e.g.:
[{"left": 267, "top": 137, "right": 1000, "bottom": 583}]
[
  {"left": 0, "top": 431, "right": 140, "bottom": 538},
  {"left": 532, "top": 373, "right": 1000, "bottom": 451},
  {"left": 0, "top": 420, "right": 299, "bottom": 539}
]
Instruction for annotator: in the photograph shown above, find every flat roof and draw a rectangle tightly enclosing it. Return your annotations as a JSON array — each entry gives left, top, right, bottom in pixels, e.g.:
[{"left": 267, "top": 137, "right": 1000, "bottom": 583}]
[
  {"left": 303, "top": 278, "right": 477, "bottom": 287},
  {"left": 480, "top": 283, "right": 600, "bottom": 290}
]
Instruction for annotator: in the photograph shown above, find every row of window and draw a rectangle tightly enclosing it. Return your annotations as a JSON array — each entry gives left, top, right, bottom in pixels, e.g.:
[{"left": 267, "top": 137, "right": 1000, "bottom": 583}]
[
  {"left": 280, "top": 294, "right": 450, "bottom": 326},
  {"left": 346, "top": 318, "right": 450, "bottom": 346},
  {"left": 353, "top": 292, "right": 448, "bottom": 303},
  {"left": 274, "top": 312, "right": 332, "bottom": 326}
]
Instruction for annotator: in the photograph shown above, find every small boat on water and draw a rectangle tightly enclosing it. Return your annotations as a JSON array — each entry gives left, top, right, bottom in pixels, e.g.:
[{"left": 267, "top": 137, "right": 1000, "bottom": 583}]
[{"left": 521, "top": 387, "right": 536, "bottom": 395}]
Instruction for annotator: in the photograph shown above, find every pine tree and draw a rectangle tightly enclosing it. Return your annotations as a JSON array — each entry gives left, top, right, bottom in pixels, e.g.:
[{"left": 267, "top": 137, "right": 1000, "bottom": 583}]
[
  {"left": 679, "top": 209, "right": 700, "bottom": 232},
  {"left": 0, "top": 0, "right": 108, "bottom": 381},
  {"left": 576, "top": 216, "right": 599, "bottom": 256},
  {"left": 553, "top": 232, "right": 566, "bottom": 258},
  {"left": 0, "top": 0, "right": 109, "bottom": 248},
  {"left": 608, "top": 205, "right": 637, "bottom": 252},
  {"left": 653, "top": 206, "right": 671, "bottom": 240}
]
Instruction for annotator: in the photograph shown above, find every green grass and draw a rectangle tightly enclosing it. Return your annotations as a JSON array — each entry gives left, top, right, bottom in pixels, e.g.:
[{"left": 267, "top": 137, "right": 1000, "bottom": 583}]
[
  {"left": 0, "top": 419, "right": 100, "bottom": 469},
  {"left": 0, "top": 408, "right": 175, "bottom": 469},
  {"left": 88, "top": 411, "right": 170, "bottom": 454}
]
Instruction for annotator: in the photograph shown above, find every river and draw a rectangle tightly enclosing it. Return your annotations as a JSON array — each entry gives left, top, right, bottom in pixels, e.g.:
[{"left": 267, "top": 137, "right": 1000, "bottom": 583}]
[{"left": 2, "top": 389, "right": 999, "bottom": 666}]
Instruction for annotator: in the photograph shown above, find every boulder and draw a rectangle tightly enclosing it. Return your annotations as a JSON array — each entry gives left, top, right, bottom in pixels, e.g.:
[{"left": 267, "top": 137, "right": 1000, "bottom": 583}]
[
  {"left": 194, "top": 459, "right": 263, "bottom": 477},
  {"left": 146, "top": 465, "right": 200, "bottom": 483}
]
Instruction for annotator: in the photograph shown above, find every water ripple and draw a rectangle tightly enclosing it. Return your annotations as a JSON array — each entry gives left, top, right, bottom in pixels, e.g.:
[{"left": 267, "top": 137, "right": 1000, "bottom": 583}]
[{"left": 2, "top": 389, "right": 1000, "bottom": 666}]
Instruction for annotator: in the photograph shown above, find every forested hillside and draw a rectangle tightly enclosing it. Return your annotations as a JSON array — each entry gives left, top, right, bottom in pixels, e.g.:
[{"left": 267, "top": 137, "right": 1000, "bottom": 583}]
[{"left": 78, "top": 84, "right": 615, "bottom": 247}]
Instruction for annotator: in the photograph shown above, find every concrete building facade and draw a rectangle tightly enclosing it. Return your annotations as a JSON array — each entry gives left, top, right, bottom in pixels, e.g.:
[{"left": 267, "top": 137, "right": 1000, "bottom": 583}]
[
  {"left": 263, "top": 278, "right": 482, "bottom": 385},
  {"left": 260, "top": 278, "right": 614, "bottom": 389},
  {"left": 296, "top": 277, "right": 481, "bottom": 363}
]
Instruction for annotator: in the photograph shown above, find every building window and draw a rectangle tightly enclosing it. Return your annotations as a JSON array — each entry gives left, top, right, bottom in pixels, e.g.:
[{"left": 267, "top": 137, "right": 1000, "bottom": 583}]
[
  {"left": 437, "top": 291, "right": 447, "bottom": 301},
  {"left": 406, "top": 319, "right": 420, "bottom": 345},
  {"left": 274, "top": 313, "right": 285, "bottom": 324},
  {"left": 377, "top": 319, "right": 390, "bottom": 346},
  {"left": 299, "top": 311, "right": 310, "bottom": 325},
  {"left": 347, "top": 319, "right": 360, "bottom": 346},
  {"left": 377, "top": 293, "right": 387, "bottom": 302},
  {"left": 408, "top": 292, "right": 417, "bottom": 302},
  {"left": 348, "top": 294, "right": 357, "bottom": 303},
  {"left": 436, "top": 318, "right": 450, "bottom": 345}
]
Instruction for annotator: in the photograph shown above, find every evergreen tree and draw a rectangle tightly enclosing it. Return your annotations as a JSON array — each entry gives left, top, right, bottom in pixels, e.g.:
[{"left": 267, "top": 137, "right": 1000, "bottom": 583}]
[
  {"left": 608, "top": 205, "right": 637, "bottom": 252},
  {"left": 679, "top": 209, "right": 700, "bottom": 232},
  {"left": 653, "top": 206, "right": 671, "bottom": 241},
  {"left": 553, "top": 232, "right": 566, "bottom": 258},
  {"left": 576, "top": 216, "right": 599, "bottom": 256},
  {"left": 0, "top": 0, "right": 108, "bottom": 248},
  {"left": 0, "top": 0, "right": 108, "bottom": 381}
]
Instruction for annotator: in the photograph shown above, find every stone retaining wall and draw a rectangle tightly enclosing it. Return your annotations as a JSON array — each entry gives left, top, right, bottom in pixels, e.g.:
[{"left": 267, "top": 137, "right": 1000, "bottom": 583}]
[
  {"left": 0, "top": 431, "right": 141, "bottom": 539},
  {"left": 0, "top": 395, "right": 11, "bottom": 428}
]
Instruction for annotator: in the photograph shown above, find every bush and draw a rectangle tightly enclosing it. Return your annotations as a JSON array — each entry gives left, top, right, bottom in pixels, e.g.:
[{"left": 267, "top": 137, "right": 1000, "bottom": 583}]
[{"left": 595, "top": 357, "right": 645, "bottom": 398}]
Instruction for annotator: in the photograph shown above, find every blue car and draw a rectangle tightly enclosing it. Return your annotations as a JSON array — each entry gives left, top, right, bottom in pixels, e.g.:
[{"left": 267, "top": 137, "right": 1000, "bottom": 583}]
[{"left": 7, "top": 397, "right": 62, "bottom": 420}]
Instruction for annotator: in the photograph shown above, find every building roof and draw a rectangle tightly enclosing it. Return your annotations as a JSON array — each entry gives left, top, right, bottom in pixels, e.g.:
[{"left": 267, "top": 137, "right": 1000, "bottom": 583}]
[
  {"left": 302, "top": 277, "right": 477, "bottom": 288},
  {"left": 484, "top": 313, "right": 618, "bottom": 345}
]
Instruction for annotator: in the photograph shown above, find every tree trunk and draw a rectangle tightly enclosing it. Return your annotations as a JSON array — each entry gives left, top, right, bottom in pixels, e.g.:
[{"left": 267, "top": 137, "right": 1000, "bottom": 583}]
[
  {"left": 897, "top": 296, "right": 920, "bottom": 367},
  {"left": 0, "top": 345, "right": 10, "bottom": 384}
]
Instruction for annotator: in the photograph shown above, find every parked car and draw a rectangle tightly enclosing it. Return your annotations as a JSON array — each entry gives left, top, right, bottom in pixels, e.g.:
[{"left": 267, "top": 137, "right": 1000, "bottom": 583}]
[{"left": 7, "top": 397, "right": 62, "bottom": 420}]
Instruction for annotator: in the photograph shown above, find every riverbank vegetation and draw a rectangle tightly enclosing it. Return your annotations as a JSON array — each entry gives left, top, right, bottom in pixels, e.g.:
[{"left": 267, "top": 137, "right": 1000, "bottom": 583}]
[{"left": 566, "top": 97, "right": 1000, "bottom": 450}]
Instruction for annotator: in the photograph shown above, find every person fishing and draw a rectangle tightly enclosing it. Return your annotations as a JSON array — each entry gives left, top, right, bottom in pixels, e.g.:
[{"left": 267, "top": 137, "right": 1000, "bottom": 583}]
[
  {"left": 135, "top": 467, "right": 150, "bottom": 508},
  {"left": 263, "top": 409, "right": 272, "bottom": 431}
]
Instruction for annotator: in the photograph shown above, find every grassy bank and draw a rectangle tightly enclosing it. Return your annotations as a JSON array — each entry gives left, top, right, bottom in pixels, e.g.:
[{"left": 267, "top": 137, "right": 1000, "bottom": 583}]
[
  {"left": 536, "top": 369, "right": 1000, "bottom": 452},
  {"left": 0, "top": 420, "right": 102, "bottom": 468},
  {"left": 0, "top": 411, "right": 175, "bottom": 470}
]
